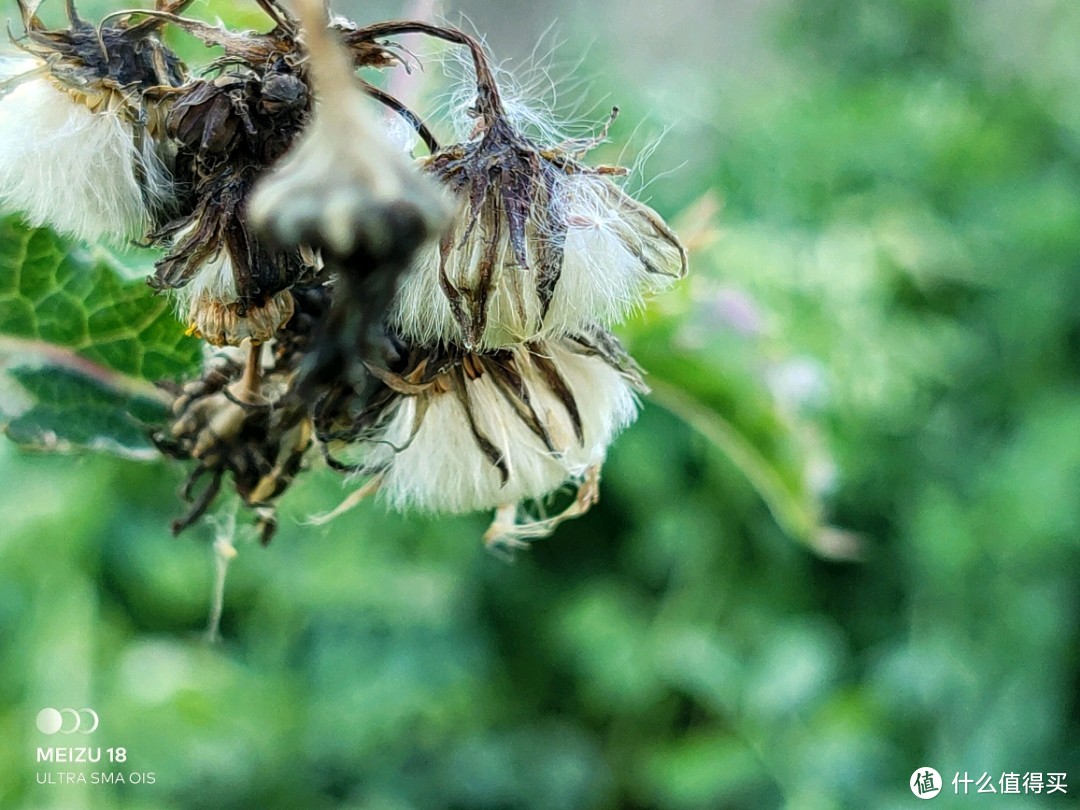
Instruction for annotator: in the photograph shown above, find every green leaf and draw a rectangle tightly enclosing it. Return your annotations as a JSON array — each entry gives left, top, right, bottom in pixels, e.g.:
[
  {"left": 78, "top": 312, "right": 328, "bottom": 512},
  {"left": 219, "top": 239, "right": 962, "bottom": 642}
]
[
  {"left": 0, "top": 214, "right": 200, "bottom": 456},
  {"left": 0, "top": 359, "right": 170, "bottom": 459}
]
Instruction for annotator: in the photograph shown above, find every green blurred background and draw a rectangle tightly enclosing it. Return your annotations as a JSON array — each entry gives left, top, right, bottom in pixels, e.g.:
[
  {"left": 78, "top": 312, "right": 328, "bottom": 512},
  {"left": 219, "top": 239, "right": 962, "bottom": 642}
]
[{"left": 2, "top": 0, "right": 1079, "bottom": 807}]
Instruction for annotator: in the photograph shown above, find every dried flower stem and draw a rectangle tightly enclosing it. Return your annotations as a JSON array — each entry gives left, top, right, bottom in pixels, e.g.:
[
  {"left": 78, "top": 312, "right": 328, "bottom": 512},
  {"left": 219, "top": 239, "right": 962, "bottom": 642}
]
[
  {"left": 235, "top": 340, "right": 263, "bottom": 405},
  {"left": 344, "top": 21, "right": 505, "bottom": 122}
]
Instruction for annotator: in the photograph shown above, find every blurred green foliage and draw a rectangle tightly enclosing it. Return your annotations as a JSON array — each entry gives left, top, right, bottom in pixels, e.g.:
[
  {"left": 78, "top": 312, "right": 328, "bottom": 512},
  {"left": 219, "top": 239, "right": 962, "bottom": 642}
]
[
  {"left": 1, "top": 0, "right": 1079, "bottom": 808},
  {"left": 0, "top": 215, "right": 200, "bottom": 456}
]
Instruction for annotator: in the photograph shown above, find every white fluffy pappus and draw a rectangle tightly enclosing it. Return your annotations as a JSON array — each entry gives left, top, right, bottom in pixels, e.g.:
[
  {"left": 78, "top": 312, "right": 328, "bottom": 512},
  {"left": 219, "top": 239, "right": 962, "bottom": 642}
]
[
  {"left": 0, "top": 59, "right": 172, "bottom": 243},
  {"left": 550, "top": 171, "right": 687, "bottom": 327},
  {"left": 162, "top": 221, "right": 296, "bottom": 346},
  {"left": 426, "top": 23, "right": 601, "bottom": 150},
  {"left": 165, "top": 220, "right": 239, "bottom": 315},
  {"left": 348, "top": 341, "right": 641, "bottom": 514},
  {"left": 389, "top": 169, "right": 686, "bottom": 348}
]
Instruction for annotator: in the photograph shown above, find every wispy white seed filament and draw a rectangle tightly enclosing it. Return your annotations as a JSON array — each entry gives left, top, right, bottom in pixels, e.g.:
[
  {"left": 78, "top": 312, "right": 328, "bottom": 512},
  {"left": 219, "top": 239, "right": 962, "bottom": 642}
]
[
  {"left": 345, "top": 341, "right": 640, "bottom": 513},
  {"left": 0, "top": 60, "right": 172, "bottom": 243}
]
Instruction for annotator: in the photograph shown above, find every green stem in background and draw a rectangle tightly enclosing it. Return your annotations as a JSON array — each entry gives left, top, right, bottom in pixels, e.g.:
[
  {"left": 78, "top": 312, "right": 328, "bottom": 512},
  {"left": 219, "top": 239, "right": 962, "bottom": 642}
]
[{"left": 648, "top": 378, "right": 822, "bottom": 549}]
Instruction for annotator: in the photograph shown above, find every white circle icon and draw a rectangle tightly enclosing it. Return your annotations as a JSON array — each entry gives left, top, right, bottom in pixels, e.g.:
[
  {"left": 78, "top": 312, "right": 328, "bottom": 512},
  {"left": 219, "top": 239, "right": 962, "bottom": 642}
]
[
  {"left": 36, "top": 708, "right": 63, "bottom": 735},
  {"left": 910, "top": 767, "right": 942, "bottom": 799},
  {"left": 35, "top": 707, "right": 99, "bottom": 735}
]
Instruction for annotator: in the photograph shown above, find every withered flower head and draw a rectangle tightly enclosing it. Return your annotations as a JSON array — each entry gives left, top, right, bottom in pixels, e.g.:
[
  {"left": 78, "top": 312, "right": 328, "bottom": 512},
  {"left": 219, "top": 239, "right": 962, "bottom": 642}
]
[
  {"left": 148, "top": 34, "right": 317, "bottom": 345},
  {"left": 317, "top": 326, "right": 646, "bottom": 547},
  {"left": 0, "top": 0, "right": 186, "bottom": 241},
  {"left": 385, "top": 40, "right": 688, "bottom": 350}
]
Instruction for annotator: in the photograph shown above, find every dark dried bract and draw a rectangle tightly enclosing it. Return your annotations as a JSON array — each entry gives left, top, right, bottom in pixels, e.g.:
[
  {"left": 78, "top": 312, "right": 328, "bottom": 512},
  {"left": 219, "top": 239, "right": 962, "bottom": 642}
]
[
  {"left": 426, "top": 115, "right": 567, "bottom": 346},
  {"left": 12, "top": 0, "right": 185, "bottom": 99}
]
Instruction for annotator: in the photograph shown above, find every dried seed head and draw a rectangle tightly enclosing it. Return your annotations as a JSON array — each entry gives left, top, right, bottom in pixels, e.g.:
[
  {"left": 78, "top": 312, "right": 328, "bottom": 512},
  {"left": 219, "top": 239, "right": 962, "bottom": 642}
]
[
  {"left": 0, "top": 68, "right": 173, "bottom": 241},
  {"left": 389, "top": 108, "right": 687, "bottom": 350},
  {"left": 320, "top": 328, "right": 645, "bottom": 514},
  {"left": 88, "top": 1, "right": 685, "bottom": 548},
  {"left": 0, "top": 3, "right": 184, "bottom": 241},
  {"left": 150, "top": 182, "right": 312, "bottom": 346},
  {"left": 146, "top": 50, "right": 317, "bottom": 344}
]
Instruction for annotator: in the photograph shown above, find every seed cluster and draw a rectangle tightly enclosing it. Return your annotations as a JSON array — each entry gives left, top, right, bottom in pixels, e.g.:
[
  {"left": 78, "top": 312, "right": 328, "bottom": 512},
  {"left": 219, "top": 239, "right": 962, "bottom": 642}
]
[{"left": 0, "top": 0, "right": 687, "bottom": 548}]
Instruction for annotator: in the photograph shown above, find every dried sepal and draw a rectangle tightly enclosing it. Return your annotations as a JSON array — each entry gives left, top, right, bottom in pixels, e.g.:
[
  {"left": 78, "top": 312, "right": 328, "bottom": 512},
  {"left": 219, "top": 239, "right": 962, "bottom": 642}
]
[
  {"left": 12, "top": 0, "right": 185, "bottom": 99},
  {"left": 185, "top": 290, "right": 295, "bottom": 347}
]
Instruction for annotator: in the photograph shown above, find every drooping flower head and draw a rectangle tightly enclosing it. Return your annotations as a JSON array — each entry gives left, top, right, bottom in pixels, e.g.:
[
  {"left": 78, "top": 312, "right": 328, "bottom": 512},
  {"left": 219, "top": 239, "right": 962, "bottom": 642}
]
[
  {"left": 377, "top": 24, "right": 688, "bottom": 349},
  {"left": 314, "top": 326, "right": 646, "bottom": 545},
  {"left": 0, "top": 0, "right": 186, "bottom": 241}
]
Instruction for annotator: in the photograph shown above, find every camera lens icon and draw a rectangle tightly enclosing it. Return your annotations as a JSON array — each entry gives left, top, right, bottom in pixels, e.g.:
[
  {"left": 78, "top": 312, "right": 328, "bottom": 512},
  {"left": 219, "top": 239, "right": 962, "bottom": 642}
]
[{"left": 36, "top": 708, "right": 99, "bottom": 735}]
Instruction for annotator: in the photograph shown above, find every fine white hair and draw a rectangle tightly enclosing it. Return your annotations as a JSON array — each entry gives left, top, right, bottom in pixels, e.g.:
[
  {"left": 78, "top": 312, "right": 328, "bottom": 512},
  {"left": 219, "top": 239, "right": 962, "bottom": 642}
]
[
  {"left": 164, "top": 220, "right": 239, "bottom": 317},
  {"left": 347, "top": 340, "right": 640, "bottom": 513},
  {"left": 0, "top": 59, "right": 172, "bottom": 243},
  {"left": 389, "top": 170, "right": 685, "bottom": 348},
  {"left": 426, "top": 22, "right": 600, "bottom": 148}
]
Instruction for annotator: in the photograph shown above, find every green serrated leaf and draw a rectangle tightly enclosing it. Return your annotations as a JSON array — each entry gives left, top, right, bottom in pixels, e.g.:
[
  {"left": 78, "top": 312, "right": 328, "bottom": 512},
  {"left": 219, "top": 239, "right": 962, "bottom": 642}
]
[
  {"left": 0, "top": 215, "right": 200, "bottom": 379},
  {"left": 0, "top": 214, "right": 200, "bottom": 455}
]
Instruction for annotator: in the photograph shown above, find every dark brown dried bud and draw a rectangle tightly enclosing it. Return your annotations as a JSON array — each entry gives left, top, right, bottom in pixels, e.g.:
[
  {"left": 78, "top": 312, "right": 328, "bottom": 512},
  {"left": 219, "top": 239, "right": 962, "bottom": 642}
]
[
  {"left": 249, "top": 4, "right": 448, "bottom": 261},
  {"left": 259, "top": 72, "right": 307, "bottom": 115},
  {"left": 167, "top": 77, "right": 246, "bottom": 156}
]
